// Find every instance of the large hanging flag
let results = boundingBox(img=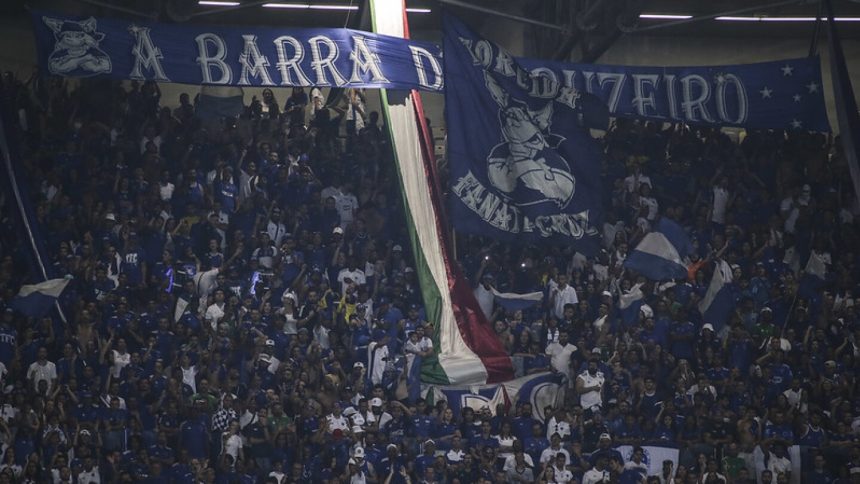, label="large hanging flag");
[624,218,693,281]
[368,0,513,385]
[444,14,608,253]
